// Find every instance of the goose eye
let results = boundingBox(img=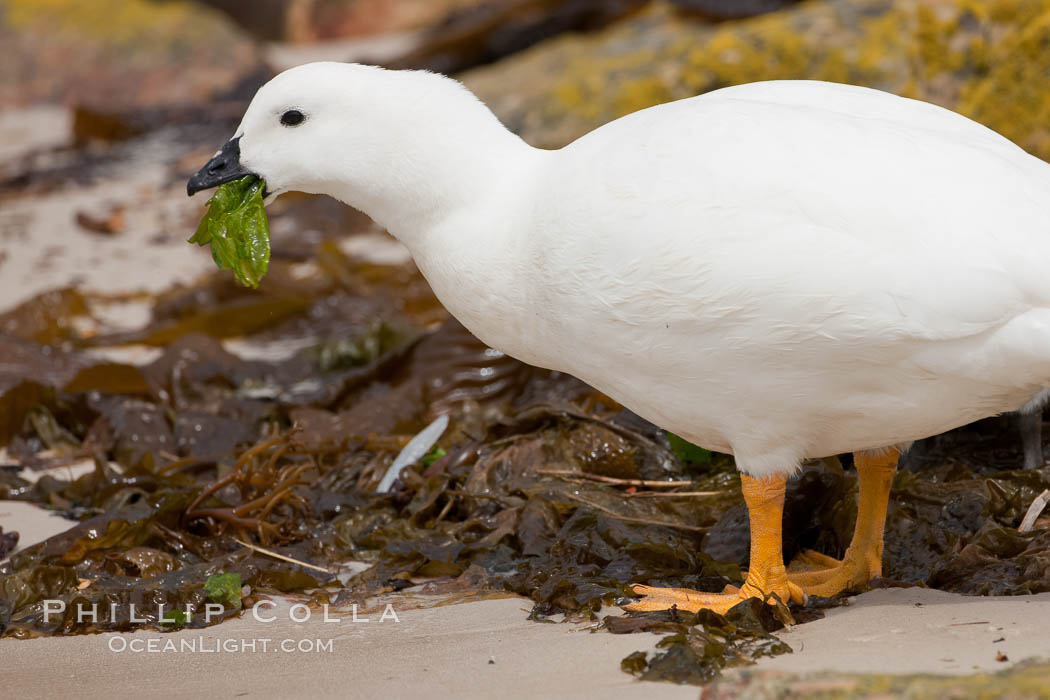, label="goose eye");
[280,110,305,127]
